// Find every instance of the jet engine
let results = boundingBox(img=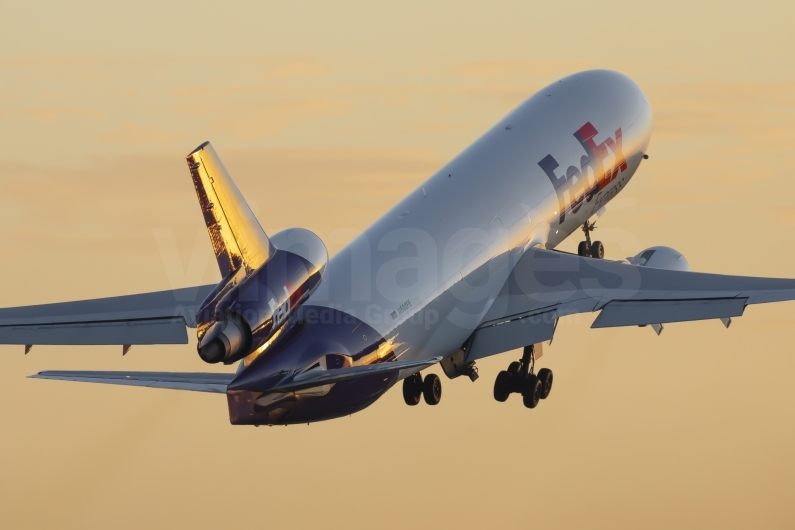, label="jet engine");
[627,246,689,271]
[196,228,328,364]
